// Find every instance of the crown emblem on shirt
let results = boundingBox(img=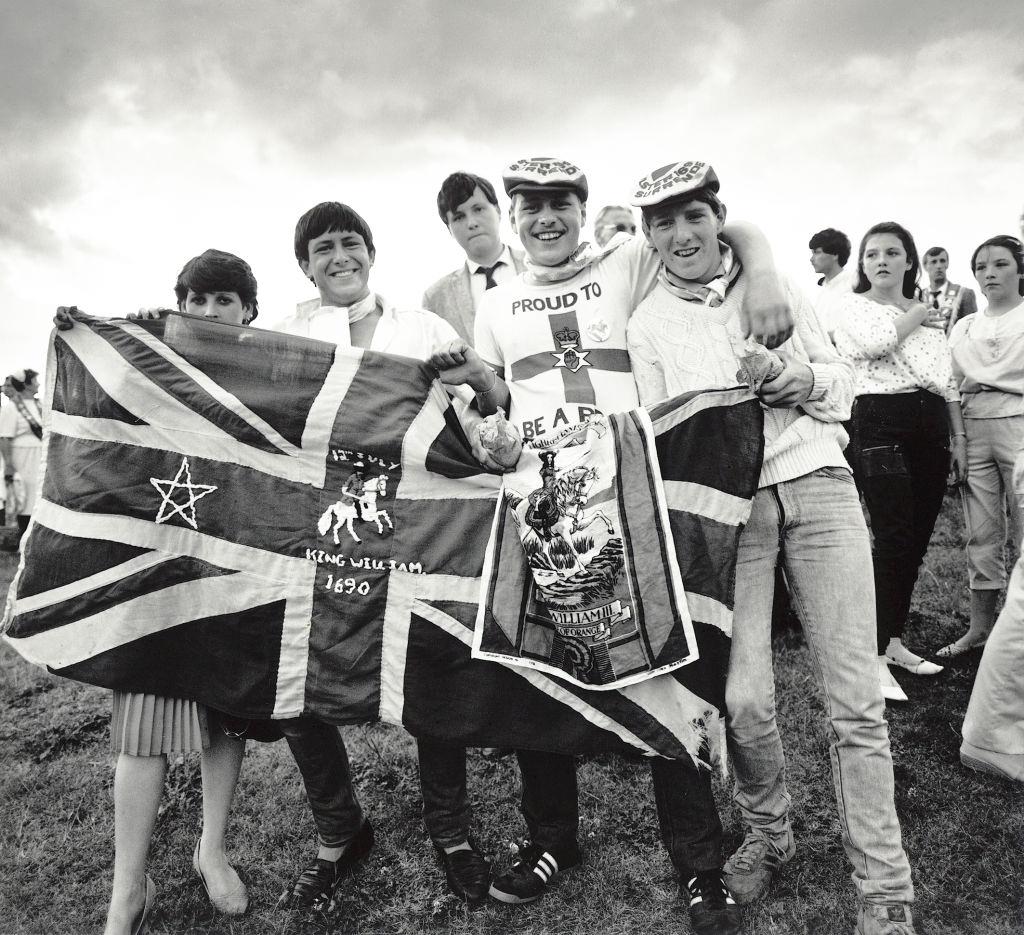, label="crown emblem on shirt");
[554,327,580,348]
